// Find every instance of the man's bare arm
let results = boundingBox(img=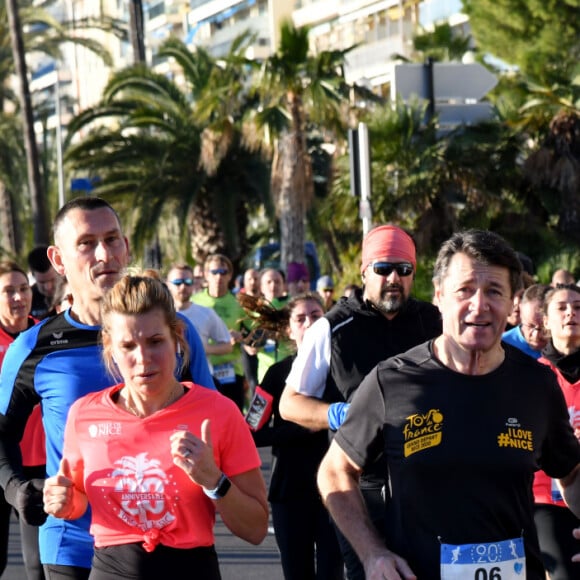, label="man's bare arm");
[317,440,417,580]
[279,384,331,431]
[560,462,580,518]
[204,342,233,356]
[559,463,580,563]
